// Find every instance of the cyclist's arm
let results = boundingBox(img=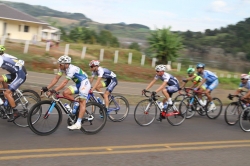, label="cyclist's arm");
[54,79,69,92]
[242,89,250,99]
[196,78,206,89]
[47,74,61,89]
[234,88,242,95]
[155,81,167,93]
[89,76,94,84]
[145,79,157,90]
[92,77,102,91]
